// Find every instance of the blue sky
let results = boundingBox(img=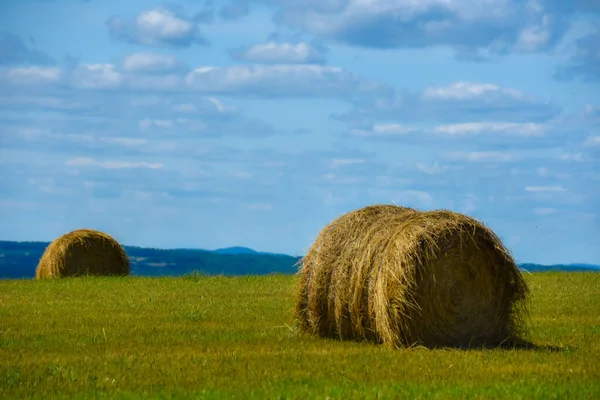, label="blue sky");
[0,0,598,264]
